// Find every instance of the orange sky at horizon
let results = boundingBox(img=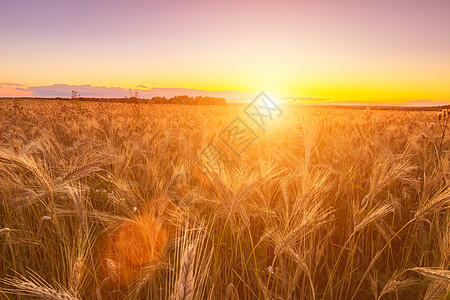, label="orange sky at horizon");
[1,0,450,104]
